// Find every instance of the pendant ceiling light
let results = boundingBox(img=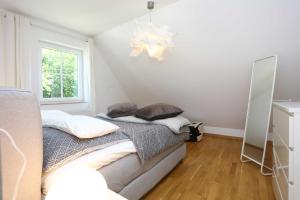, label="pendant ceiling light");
[130,1,174,61]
